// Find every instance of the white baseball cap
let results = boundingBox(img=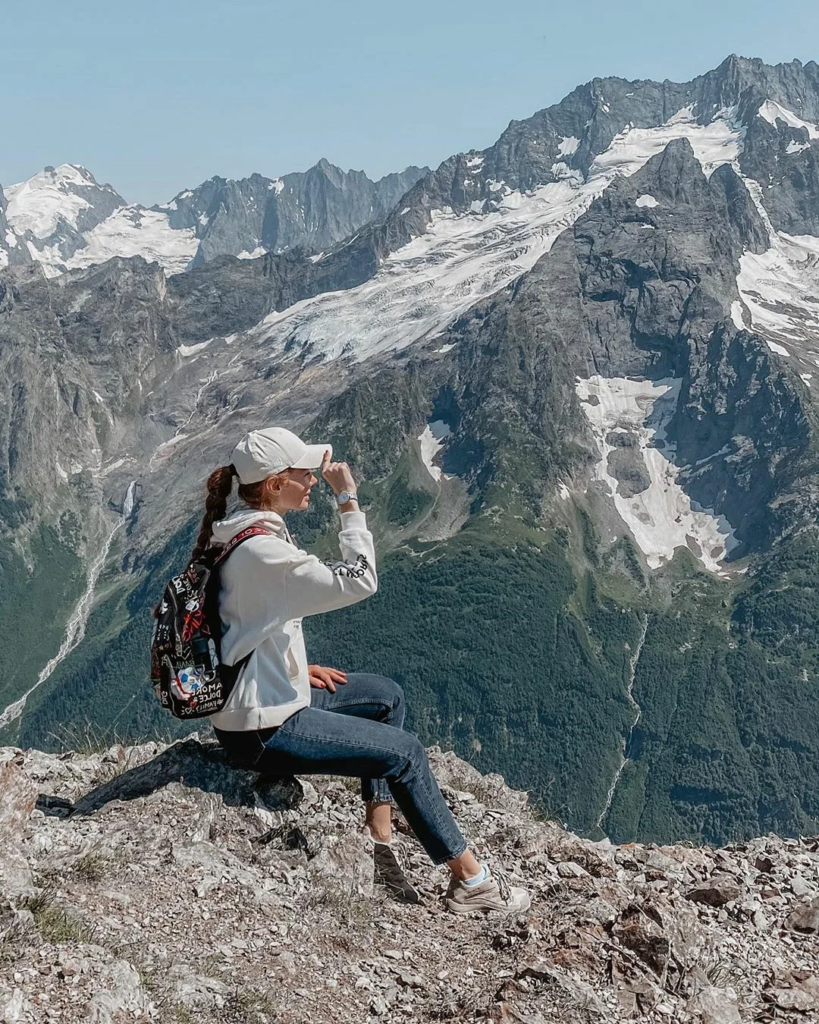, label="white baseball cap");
[230,427,332,485]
